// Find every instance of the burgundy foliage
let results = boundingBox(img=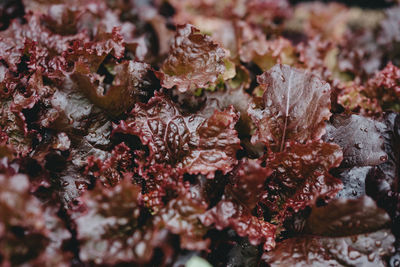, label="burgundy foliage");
[1,0,400,266]
[248,64,331,152]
